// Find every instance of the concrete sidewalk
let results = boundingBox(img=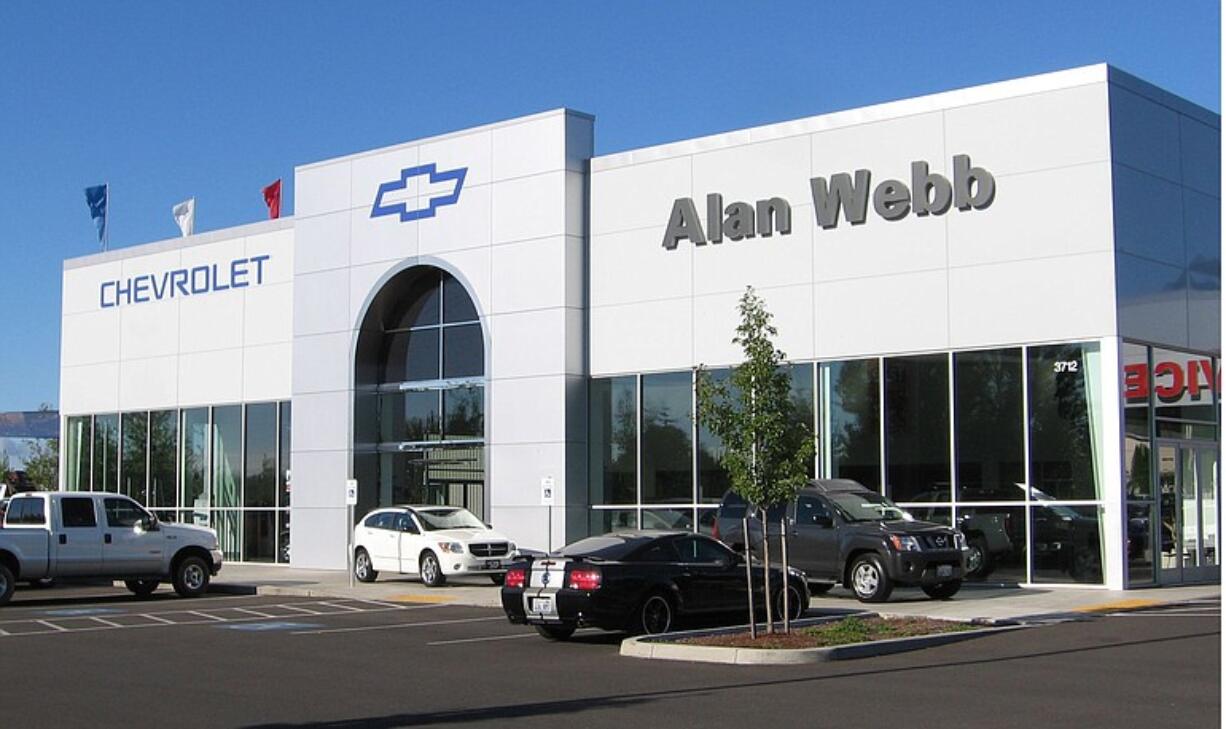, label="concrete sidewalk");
[212,563,1219,620]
